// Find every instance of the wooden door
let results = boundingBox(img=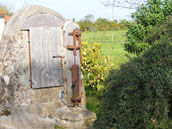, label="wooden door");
[29,27,64,88]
